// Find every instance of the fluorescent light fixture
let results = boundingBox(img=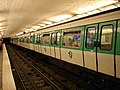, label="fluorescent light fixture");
[32,26,40,29]
[115,2,120,7]
[87,9,101,15]
[16,32,23,36]
[43,21,53,24]
[73,0,118,14]
[102,29,113,33]
[39,24,46,27]
[25,28,34,33]
[32,29,37,31]
[49,14,73,22]
[77,13,88,18]
[99,4,117,11]
[25,30,29,33]
[31,33,34,35]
